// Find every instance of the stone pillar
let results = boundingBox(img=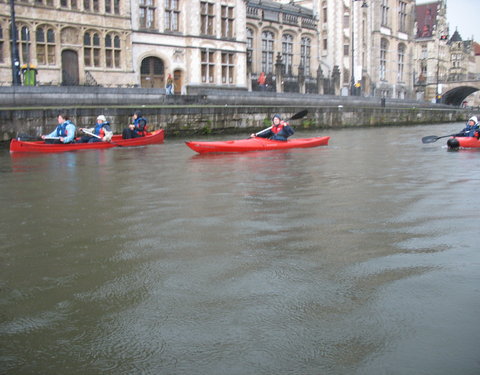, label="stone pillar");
[317,65,324,95]
[298,64,305,94]
[247,50,252,92]
[332,65,341,96]
[275,52,284,93]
